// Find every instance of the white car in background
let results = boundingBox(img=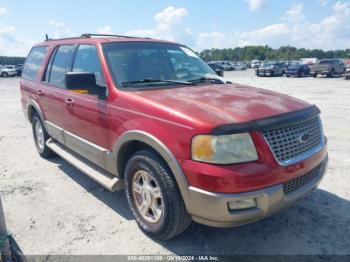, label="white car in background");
[251,60,261,68]
[219,61,234,71]
[0,65,17,77]
[231,62,246,70]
